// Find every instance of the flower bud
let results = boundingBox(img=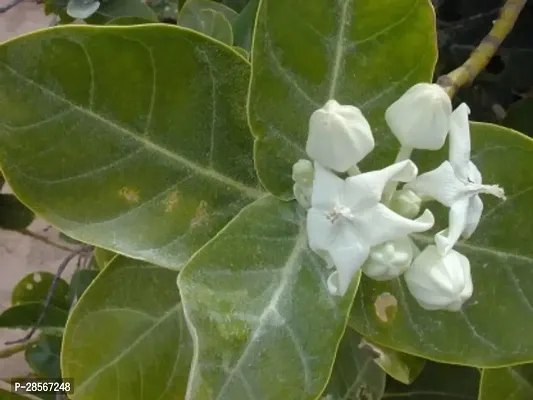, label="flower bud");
[306,100,374,172]
[389,189,422,219]
[385,83,452,150]
[292,159,314,208]
[363,237,417,281]
[404,245,473,311]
